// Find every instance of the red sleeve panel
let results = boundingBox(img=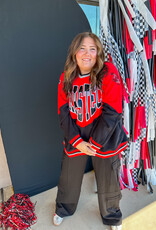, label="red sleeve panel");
[102,62,122,114]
